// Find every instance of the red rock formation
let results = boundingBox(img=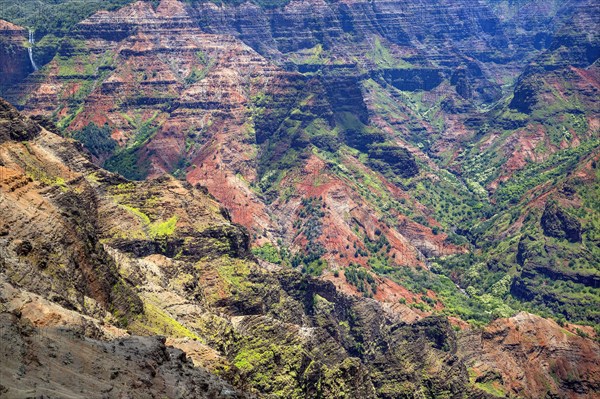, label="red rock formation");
[460,312,600,399]
[12,0,468,292]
